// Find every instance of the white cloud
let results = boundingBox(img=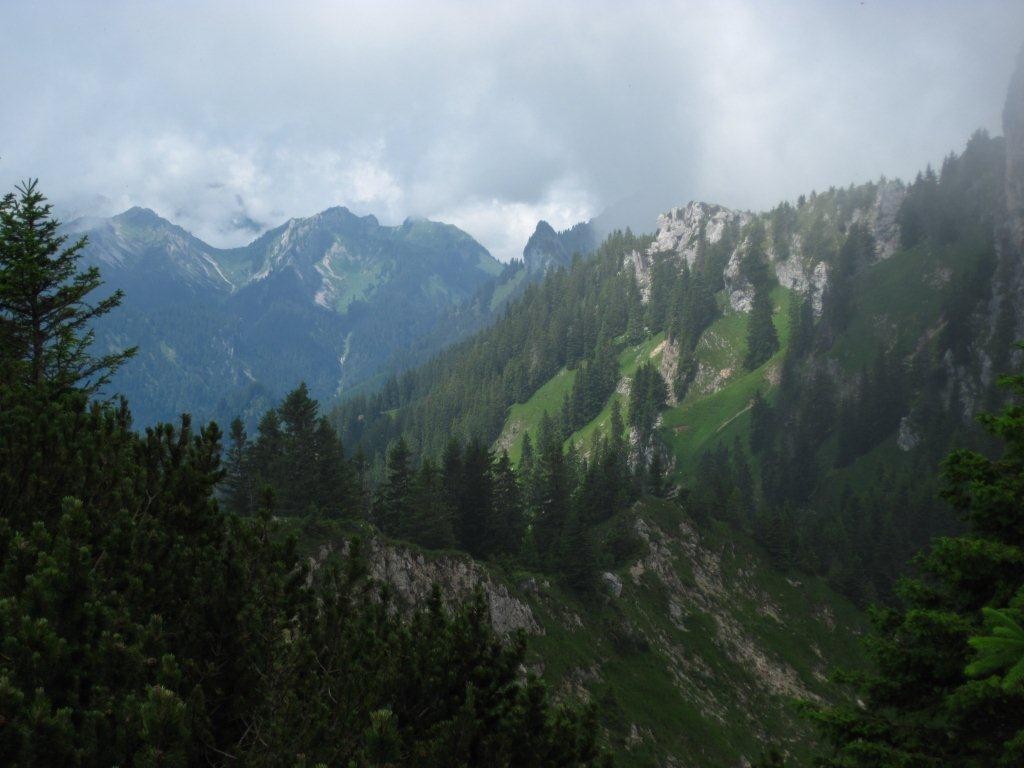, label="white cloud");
[1,1,1021,260]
